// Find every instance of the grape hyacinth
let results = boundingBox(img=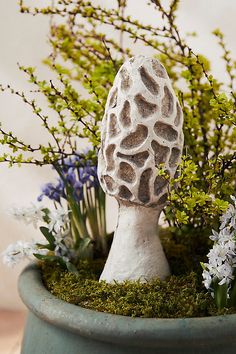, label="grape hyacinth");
[38,154,99,204]
[1,151,108,272]
[202,196,236,308]
[37,152,107,258]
